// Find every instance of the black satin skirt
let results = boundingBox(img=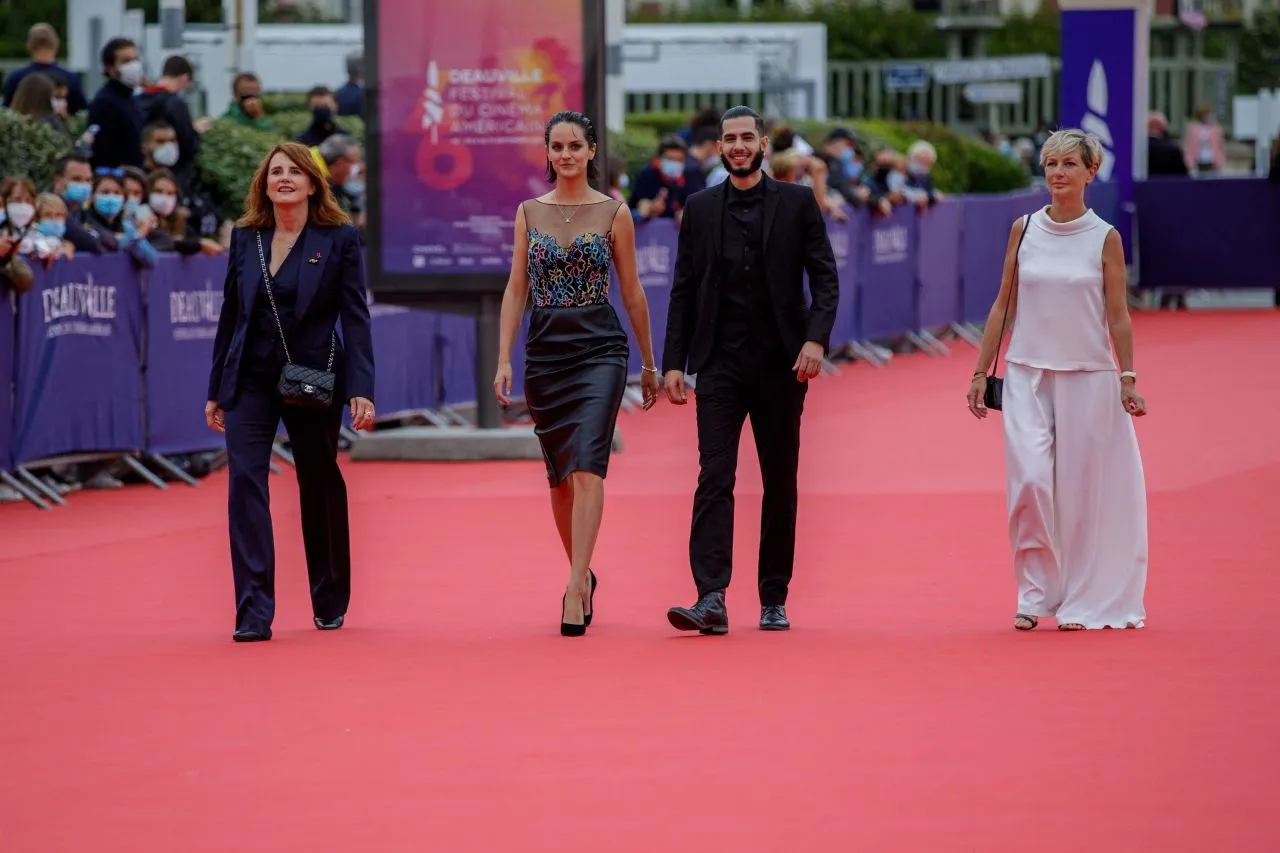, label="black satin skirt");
[524,303,630,487]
